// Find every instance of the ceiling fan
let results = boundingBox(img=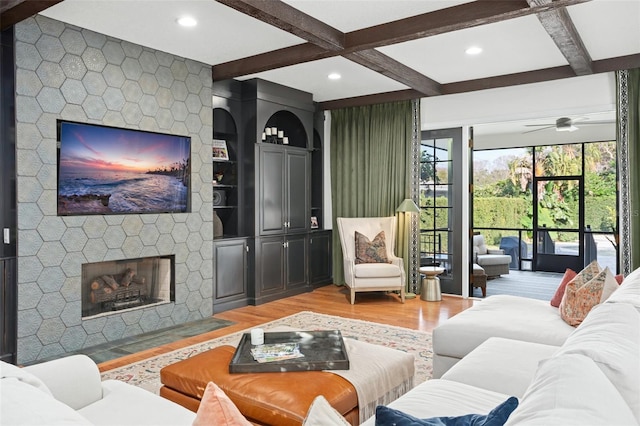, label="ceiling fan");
[523,117,614,134]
